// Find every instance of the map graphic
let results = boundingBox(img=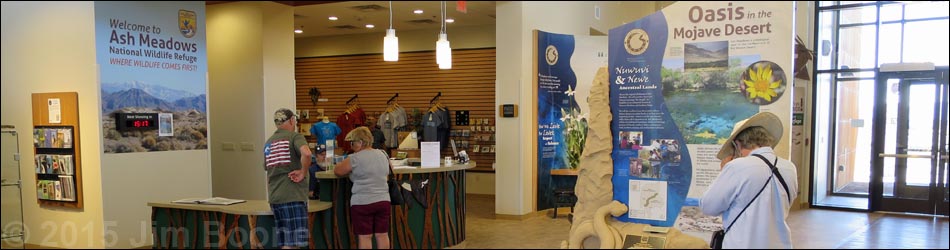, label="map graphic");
[628,180,667,220]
